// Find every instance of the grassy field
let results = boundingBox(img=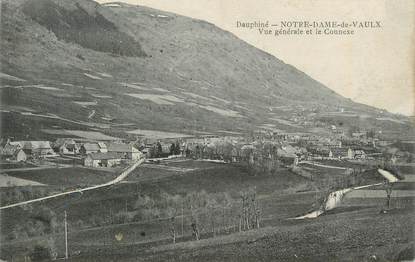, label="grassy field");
[396,165,415,174]
[1,160,412,261]
[0,161,37,170]
[0,190,319,261]
[0,174,45,187]
[142,207,413,262]
[5,167,119,187]
[0,161,316,259]
[368,182,415,191]
[50,206,415,261]
[297,163,383,191]
[312,159,370,169]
